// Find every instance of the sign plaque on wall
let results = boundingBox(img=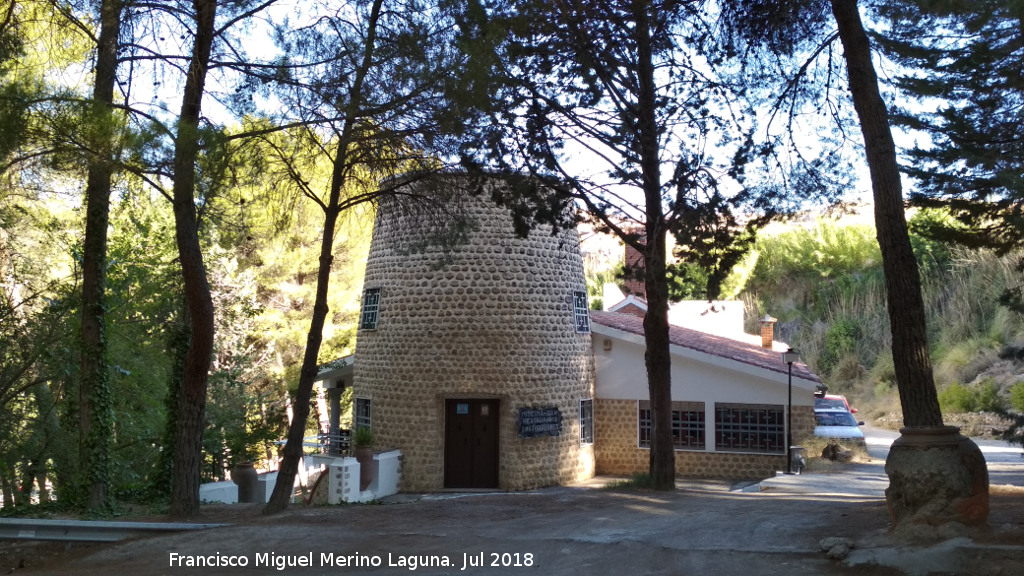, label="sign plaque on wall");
[518,407,562,438]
